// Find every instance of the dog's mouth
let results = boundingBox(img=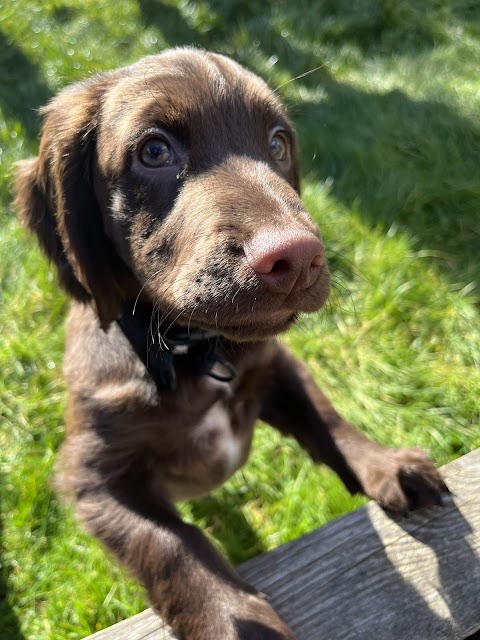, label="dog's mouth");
[219,309,298,340]
[153,263,331,342]
[176,307,298,342]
